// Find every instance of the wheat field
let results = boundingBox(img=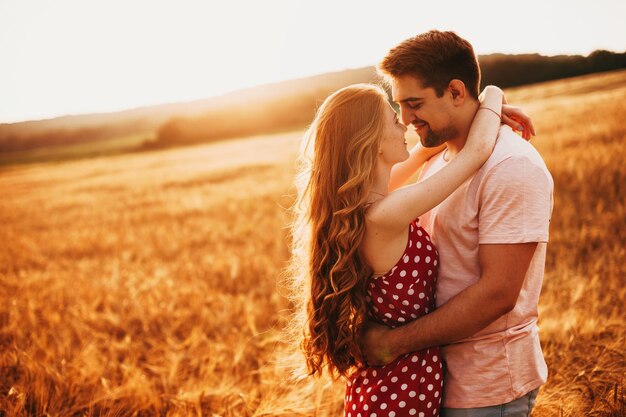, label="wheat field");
[1,70,625,416]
